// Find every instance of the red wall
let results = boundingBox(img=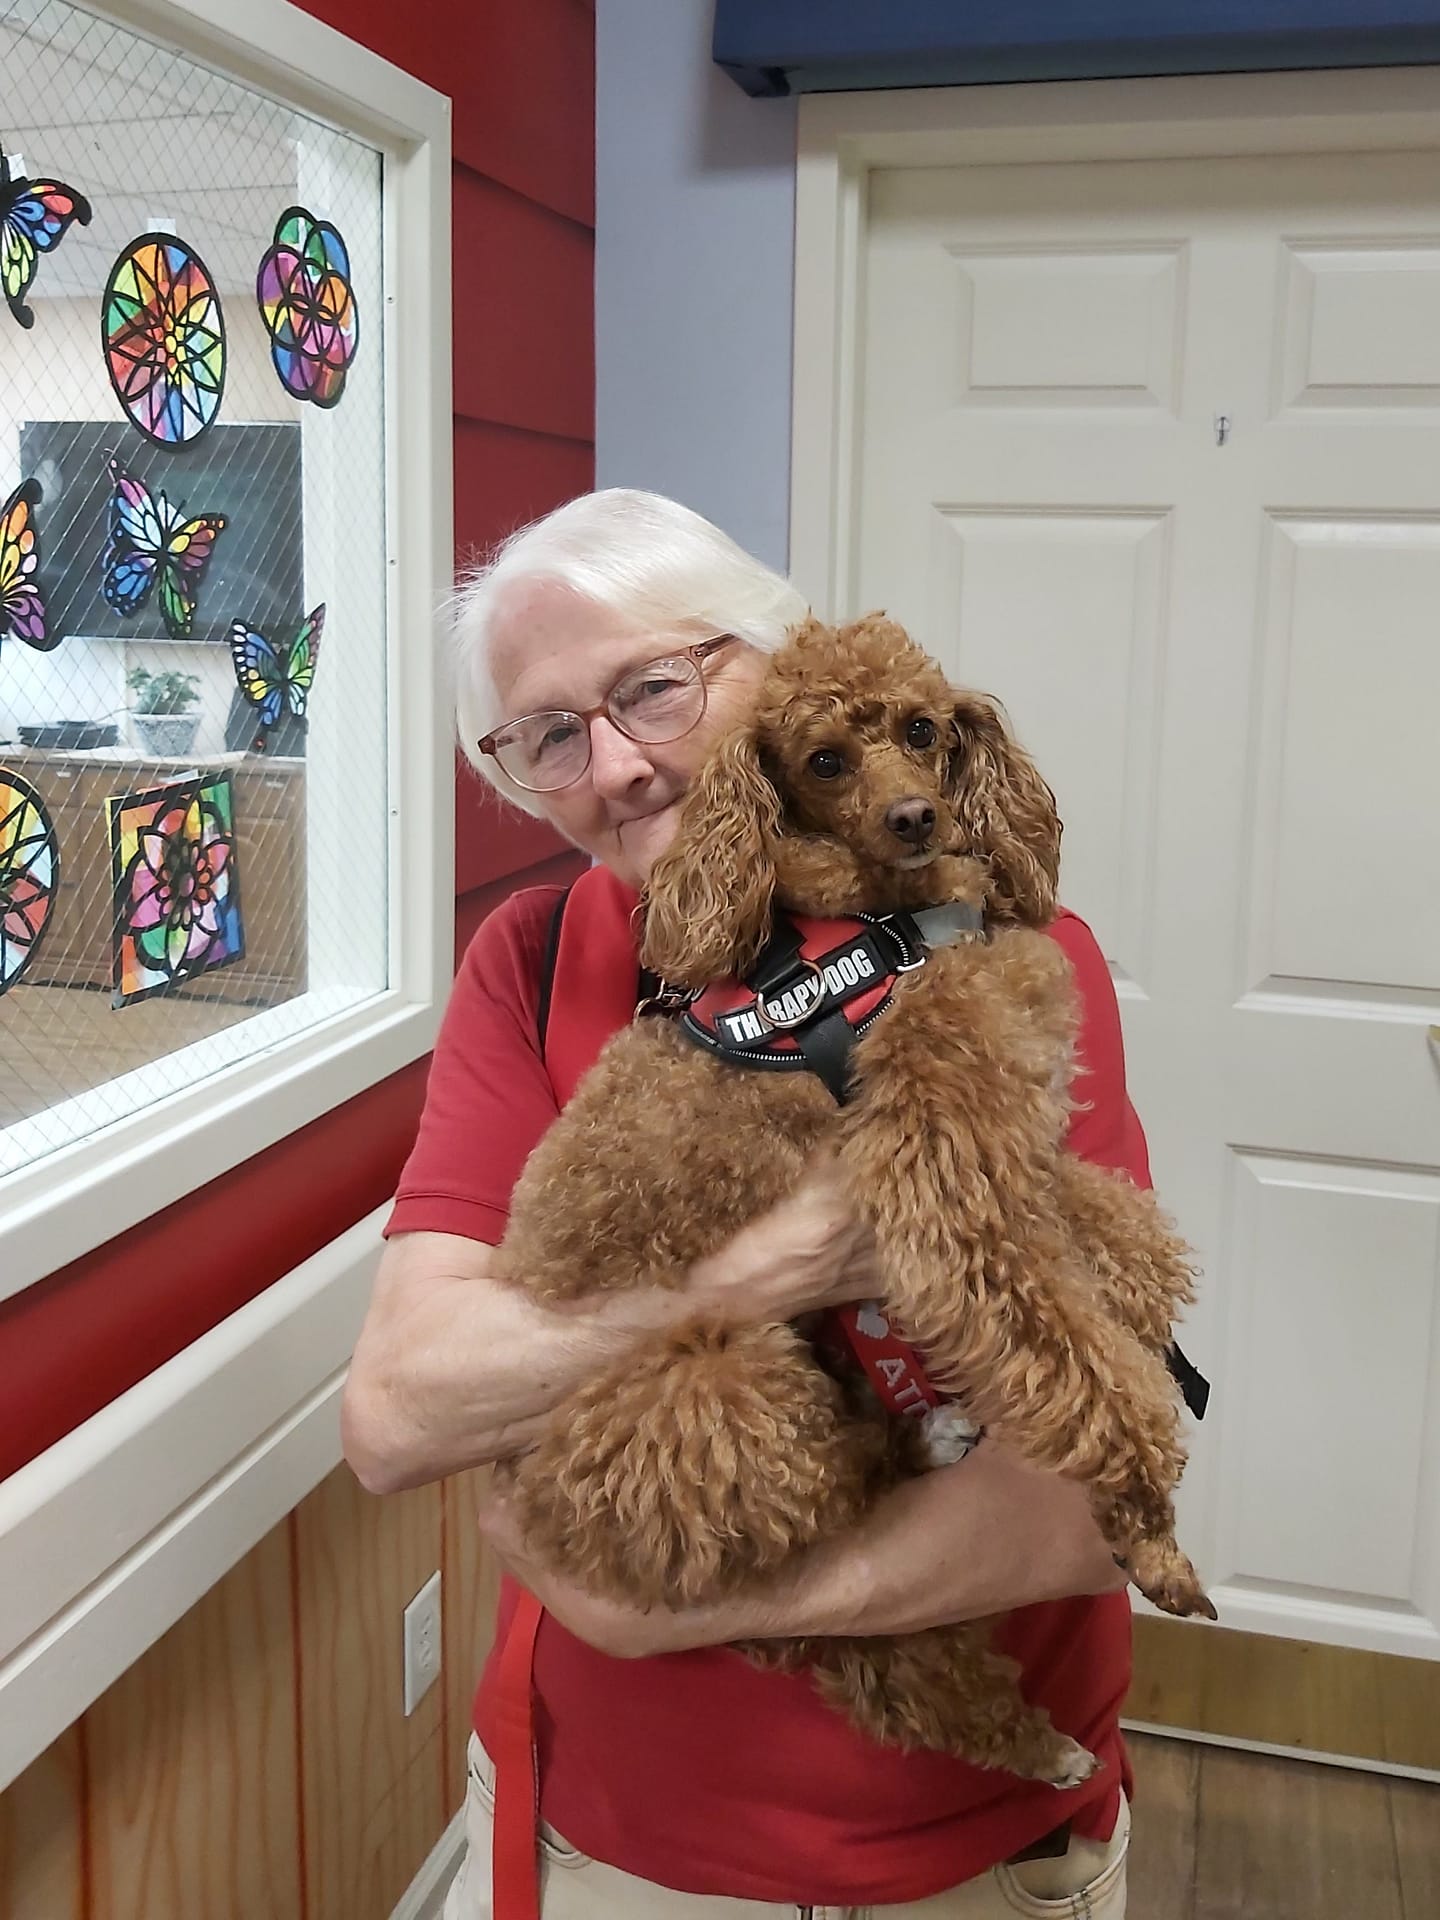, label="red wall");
[0,0,594,1481]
